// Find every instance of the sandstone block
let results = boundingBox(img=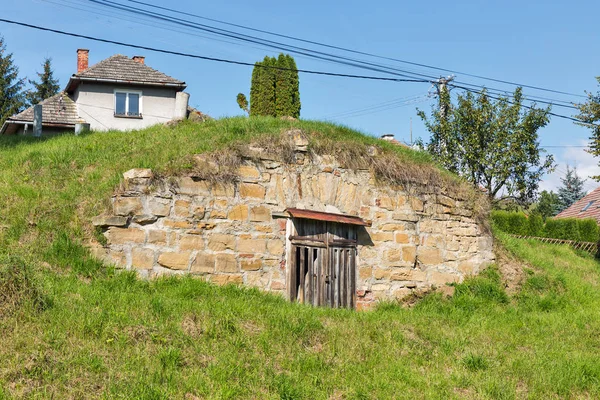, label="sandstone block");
[131,248,154,269]
[423,235,444,249]
[393,288,412,300]
[270,281,285,290]
[212,183,235,197]
[147,230,167,245]
[256,225,274,233]
[390,268,426,281]
[402,246,417,263]
[179,235,205,251]
[163,219,193,229]
[208,234,235,251]
[106,227,145,244]
[237,165,261,181]
[123,168,153,180]
[158,252,191,270]
[384,249,401,263]
[458,260,475,274]
[238,239,266,253]
[395,233,411,244]
[228,204,249,221]
[373,268,391,280]
[107,249,126,266]
[210,209,227,219]
[211,274,243,285]
[377,195,396,210]
[216,253,238,273]
[192,206,206,220]
[241,259,262,271]
[250,206,271,222]
[132,214,158,225]
[240,183,266,199]
[175,177,211,195]
[92,215,128,227]
[371,232,394,242]
[358,267,372,280]
[148,197,171,216]
[113,197,143,216]
[410,197,424,212]
[430,271,460,286]
[418,247,443,265]
[173,200,191,217]
[191,253,215,274]
[391,212,419,222]
[267,239,284,256]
